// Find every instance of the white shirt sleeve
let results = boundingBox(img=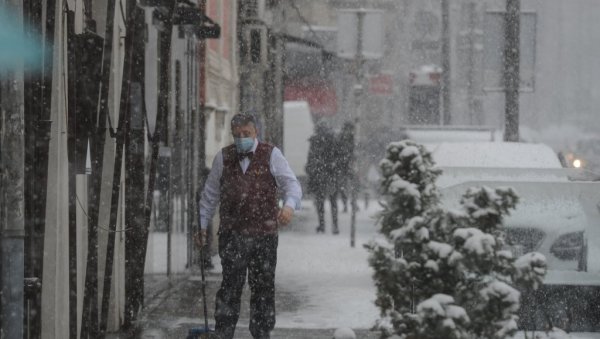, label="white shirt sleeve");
[270,147,303,210]
[198,151,223,230]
